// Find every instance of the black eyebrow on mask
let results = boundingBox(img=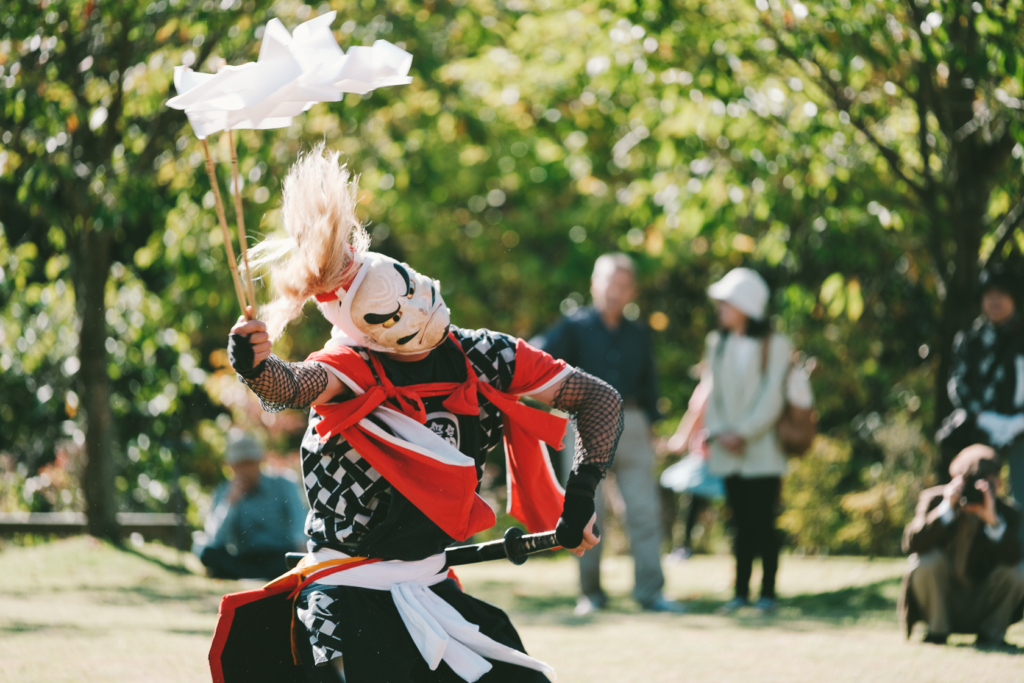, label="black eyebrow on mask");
[393,263,413,297]
[396,331,419,345]
[363,303,401,325]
